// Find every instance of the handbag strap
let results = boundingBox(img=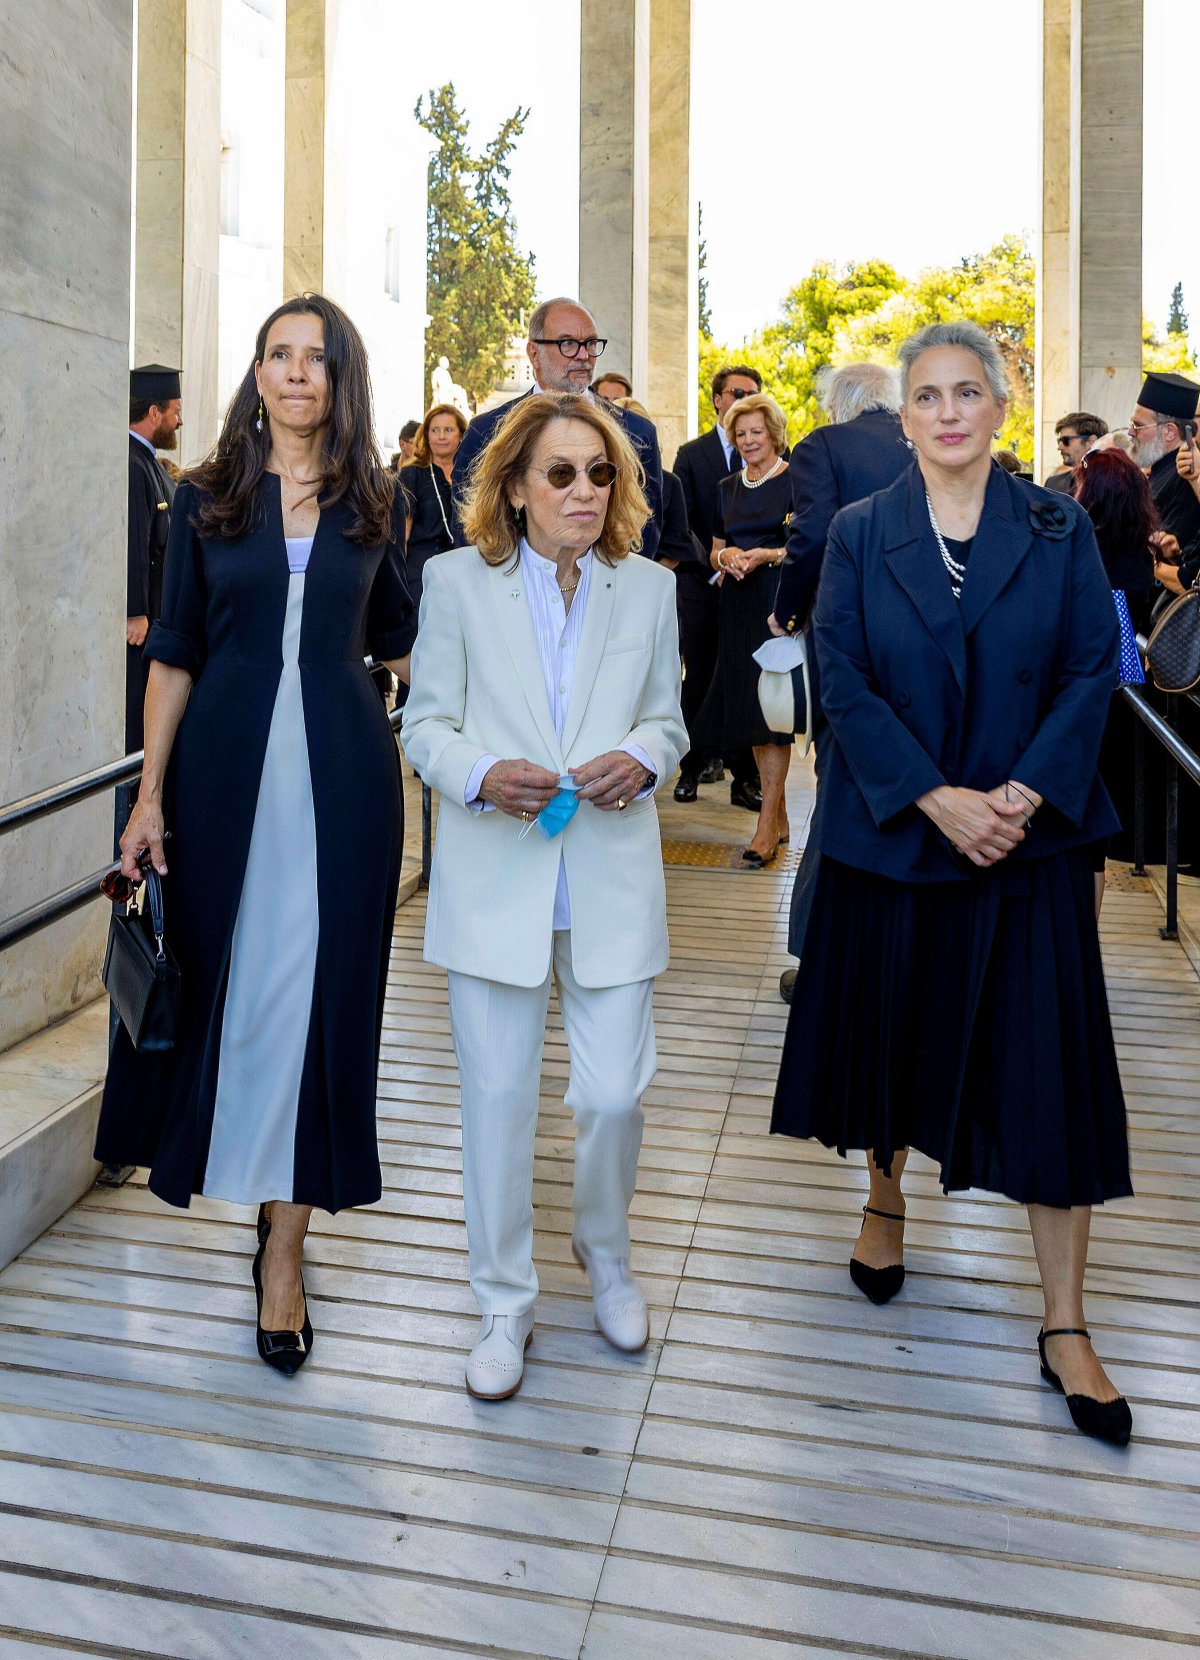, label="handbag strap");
[142,866,167,963]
